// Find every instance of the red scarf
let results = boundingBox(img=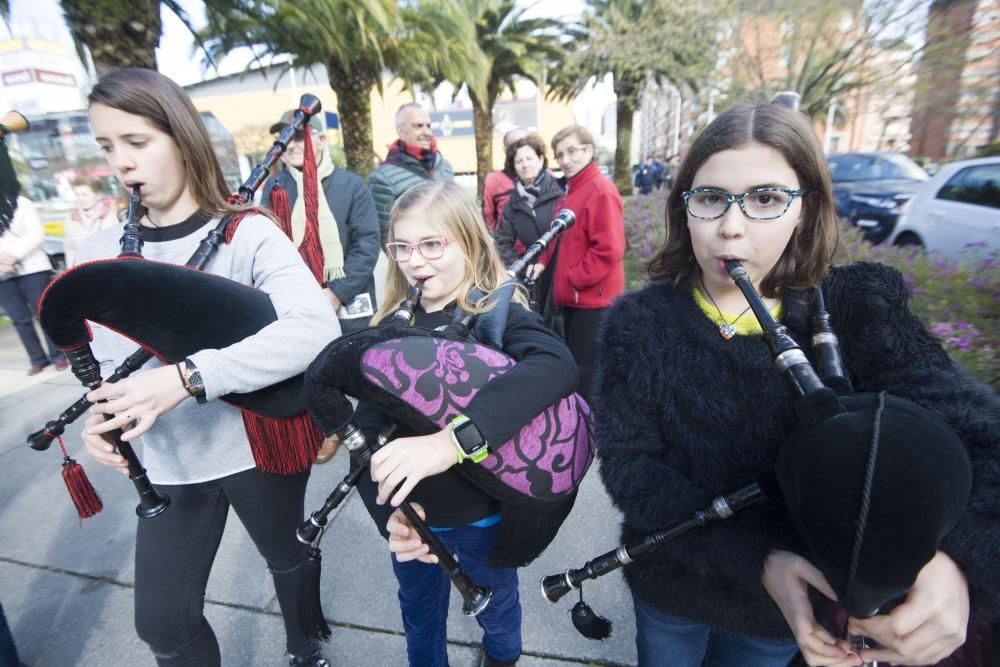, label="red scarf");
[385,136,439,175]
